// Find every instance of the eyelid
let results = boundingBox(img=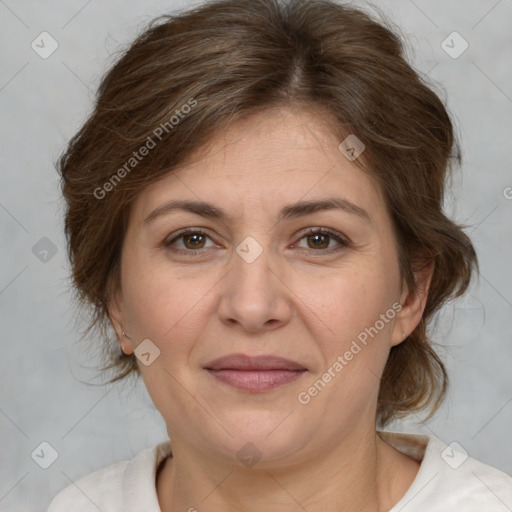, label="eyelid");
[164,226,350,255]
[163,227,215,248]
[292,227,350,254]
